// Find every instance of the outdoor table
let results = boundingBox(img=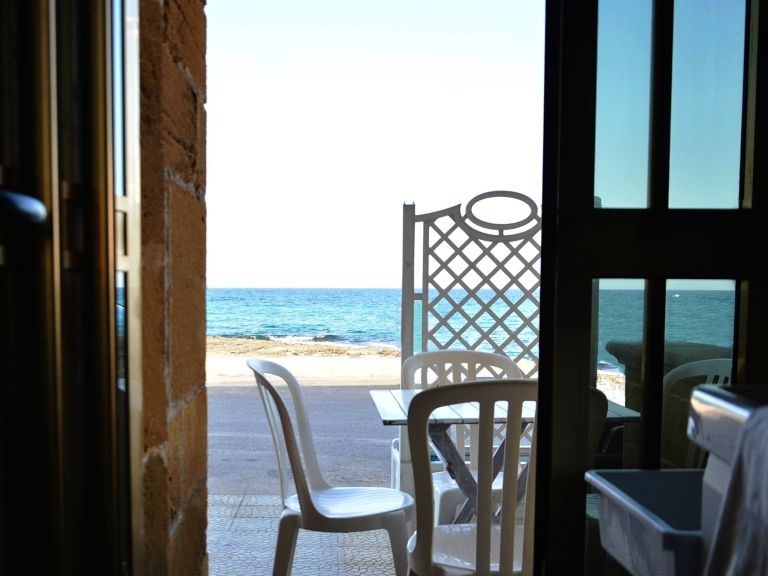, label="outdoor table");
[370,388,640,524]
